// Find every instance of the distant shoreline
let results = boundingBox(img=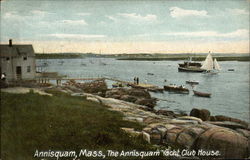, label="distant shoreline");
[35,53,250,61]
[117,56,250,61]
